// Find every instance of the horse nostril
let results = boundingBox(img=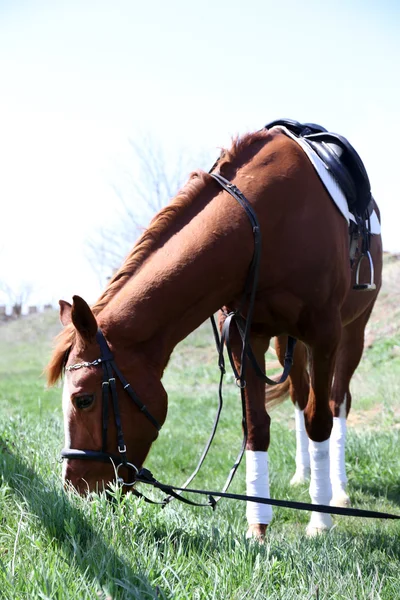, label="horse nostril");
[63,461,89,494]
